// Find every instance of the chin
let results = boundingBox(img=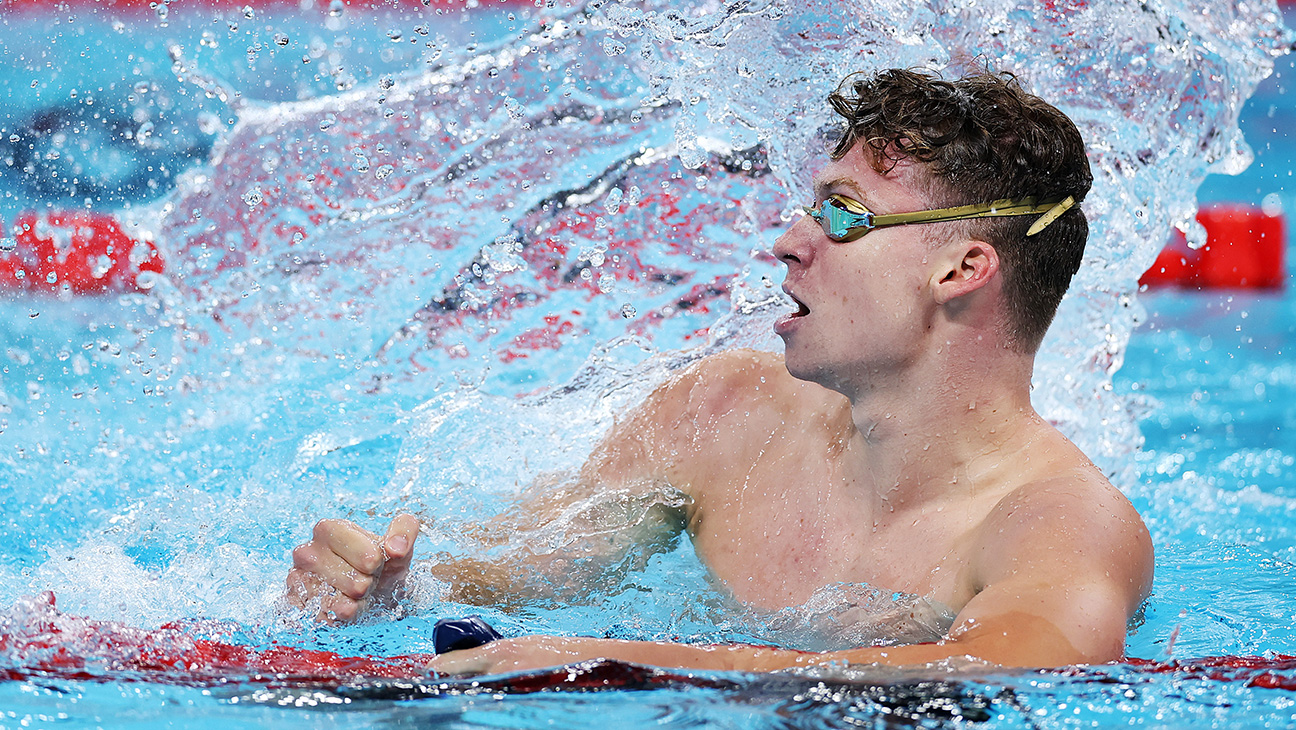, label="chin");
[779,342,824,385]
